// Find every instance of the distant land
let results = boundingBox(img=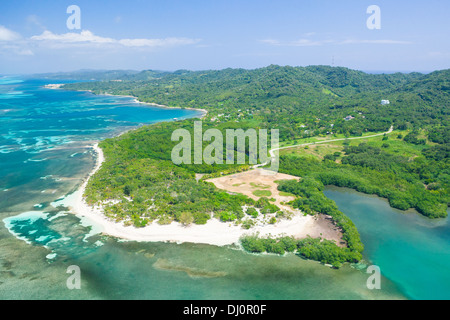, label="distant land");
[0,65,439,79]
